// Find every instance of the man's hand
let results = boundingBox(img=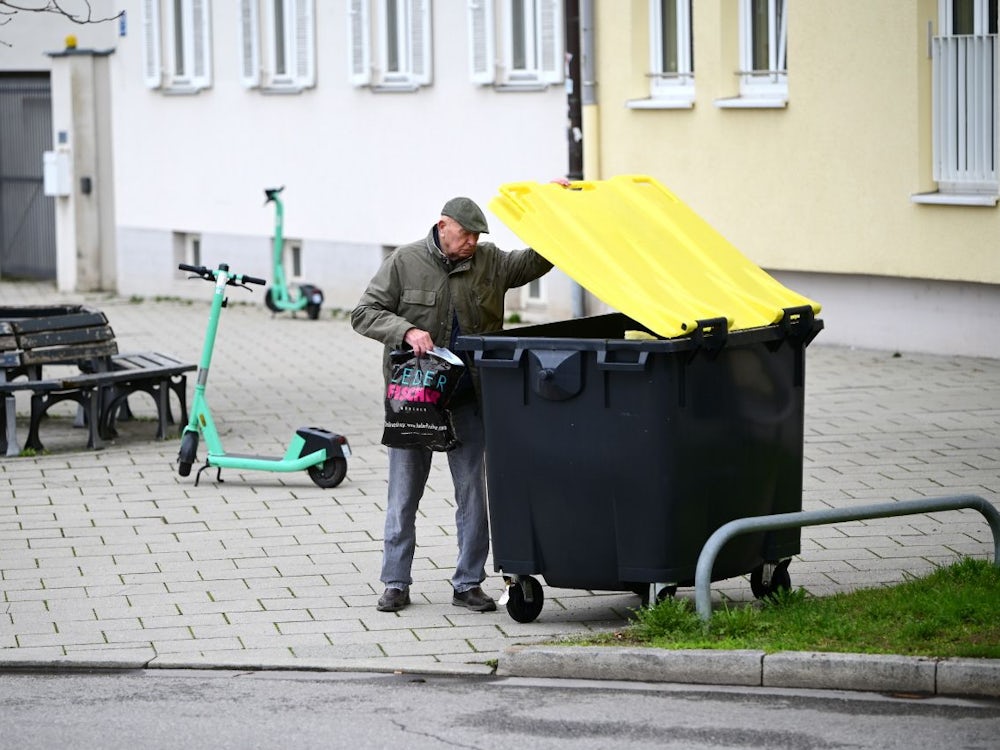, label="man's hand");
[404,327,434,357]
